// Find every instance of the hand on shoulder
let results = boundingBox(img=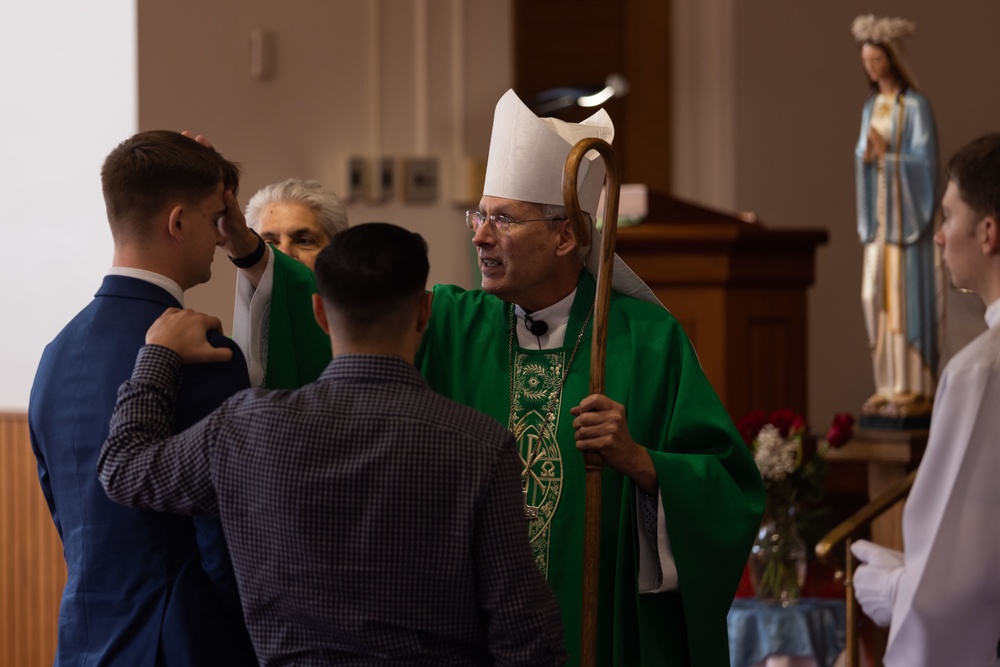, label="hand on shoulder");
[146,307,233,364]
